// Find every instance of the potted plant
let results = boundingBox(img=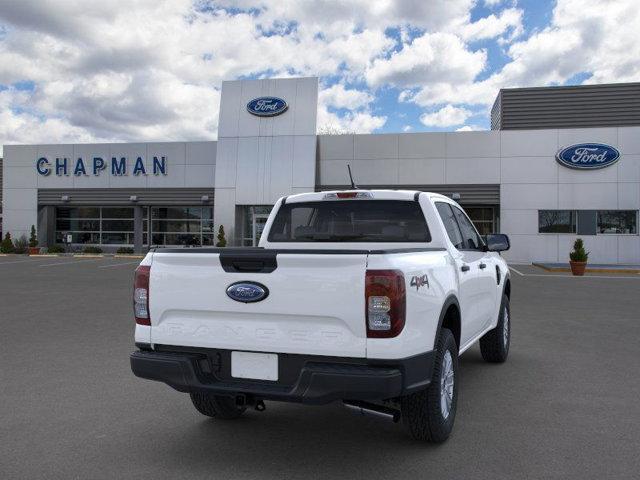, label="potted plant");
[569,238,589,276]
[1,232,15,254]
[28,225,40,255]
[14,235,29,254]
[216,225,227,247]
